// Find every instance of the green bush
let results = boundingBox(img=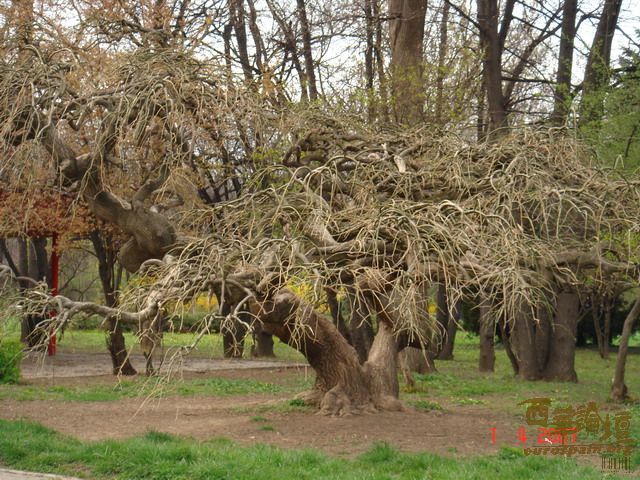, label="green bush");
[0,340,22,384]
